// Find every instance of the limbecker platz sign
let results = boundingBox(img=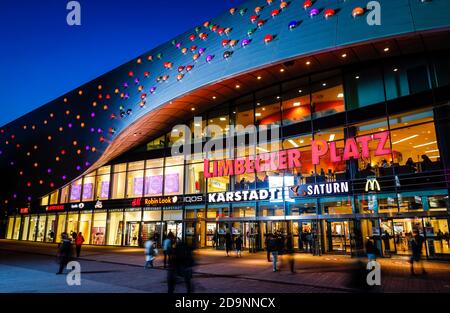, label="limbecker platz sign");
[204,131,391,178]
